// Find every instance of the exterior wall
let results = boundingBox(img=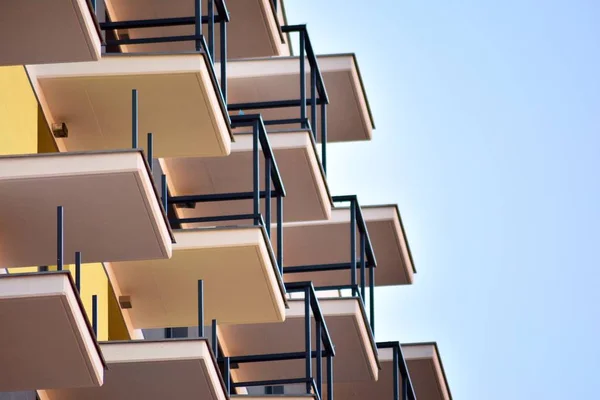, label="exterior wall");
[0,67,37,155]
